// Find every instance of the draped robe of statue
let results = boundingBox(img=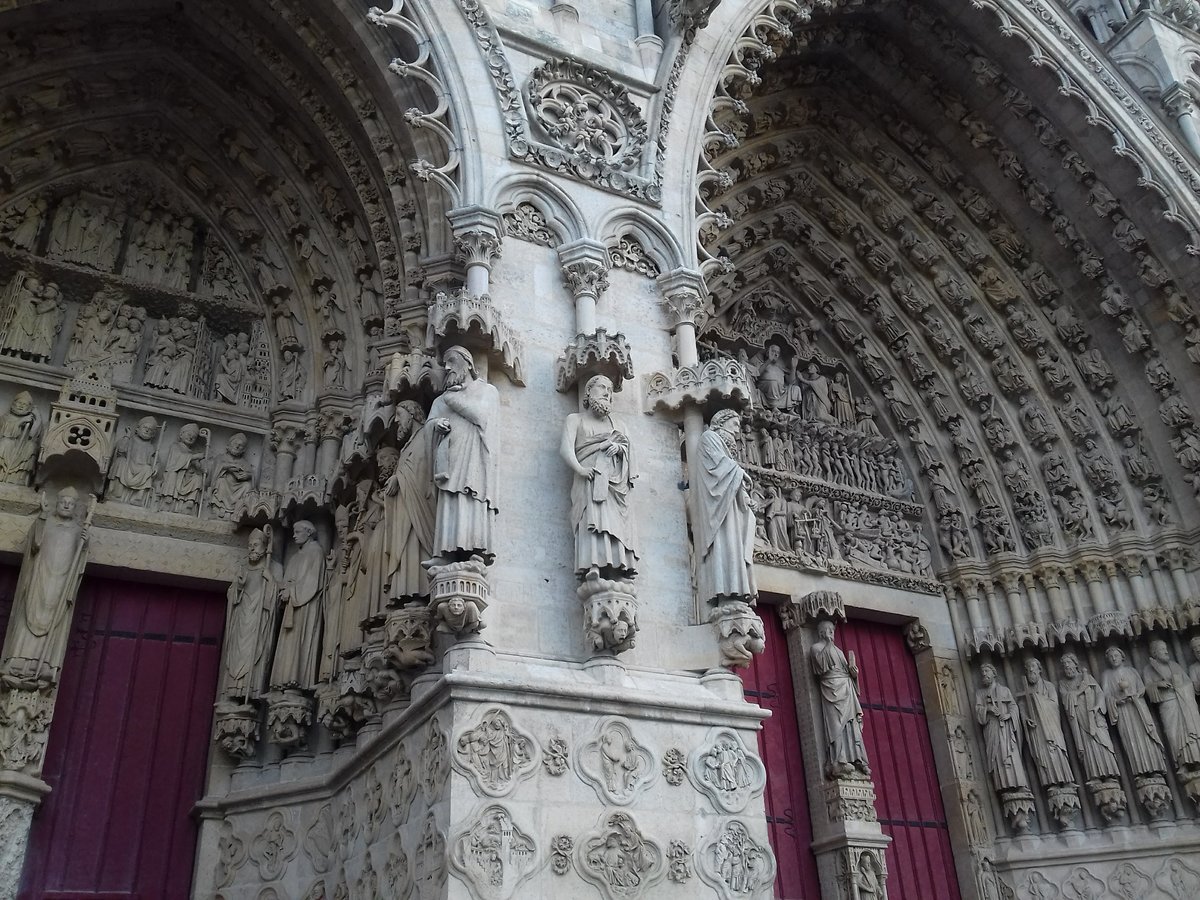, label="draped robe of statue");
[158,433,205,511]
[345,486,385,649]
[269,529,326,690]
[565,408,638,577]
[756,356,791,411]
[1059,667,1122,781]
[975,677,1029,792]
[1017,675,1076,785]
[0,398,41,484]
[223,539,280,701]
[209,442,253,518]
[384,420,435,607]
[2,498,88,686]
[695,423,756,603]
[1102,659,1167,776]
[428,371,499,562]
[108,424,158,503]
[810,628,869,775]
[1144,655,1200,770]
